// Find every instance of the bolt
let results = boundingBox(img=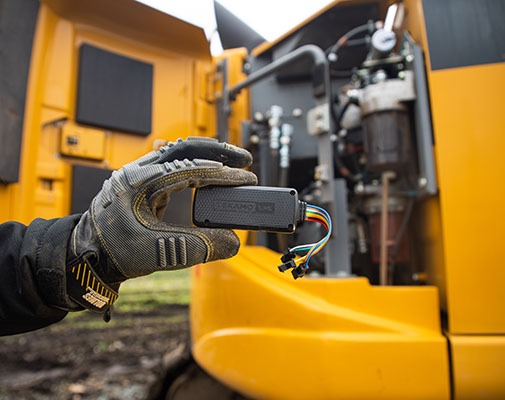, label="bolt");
[254,112,264,121]
[355,182,365,194]
[374,70,387,83]
[347,89,360,100]
[418,177,428,188]
[292,108,303,117]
